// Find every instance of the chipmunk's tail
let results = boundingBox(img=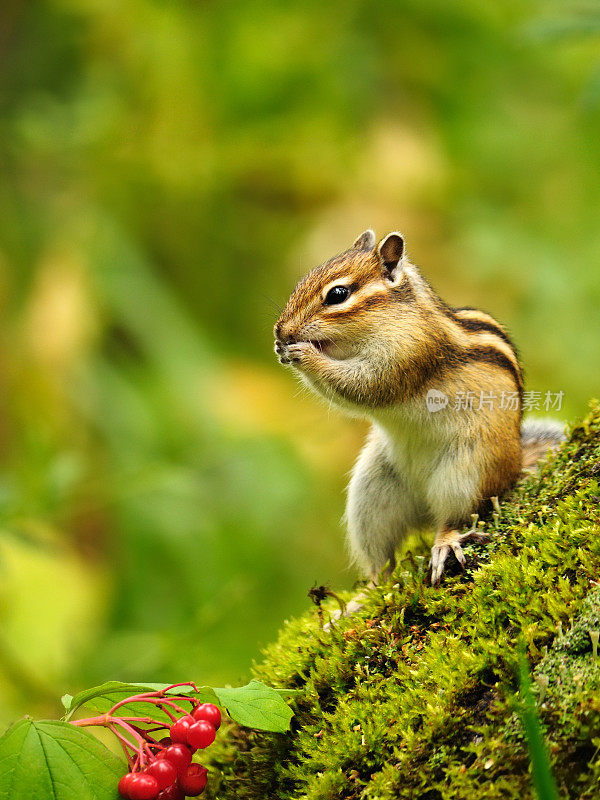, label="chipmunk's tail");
[521,418,566,472]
